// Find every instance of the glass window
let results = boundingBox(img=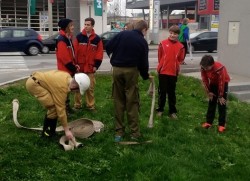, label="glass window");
[13,30,26,37]
[198,32,210,39]
[0,30,11,38]
[210,32,218,38]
